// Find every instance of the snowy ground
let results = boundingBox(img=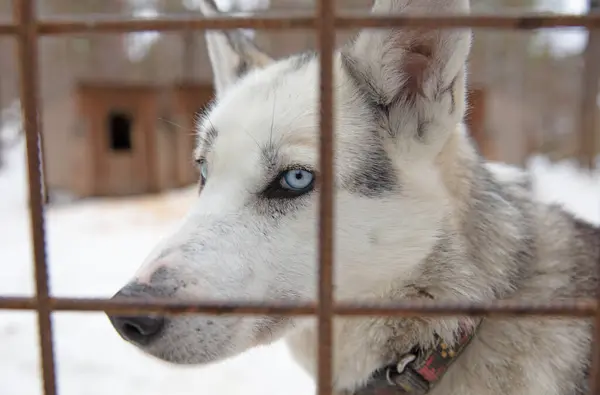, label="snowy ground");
[0,136,599,395]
